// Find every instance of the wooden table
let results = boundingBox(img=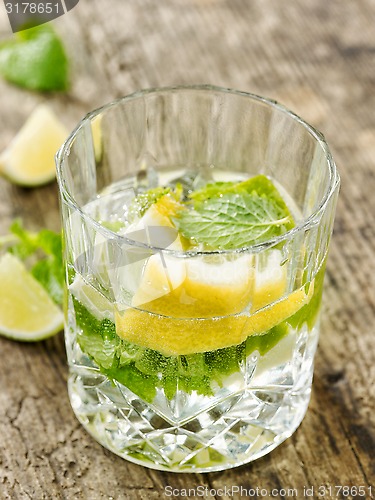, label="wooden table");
[0,1,374,498]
